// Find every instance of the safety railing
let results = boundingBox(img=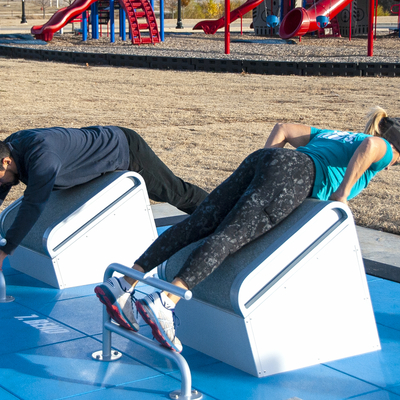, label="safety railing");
[92,263,203,400]
[0,270,14,303]
[0,236,14,303]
